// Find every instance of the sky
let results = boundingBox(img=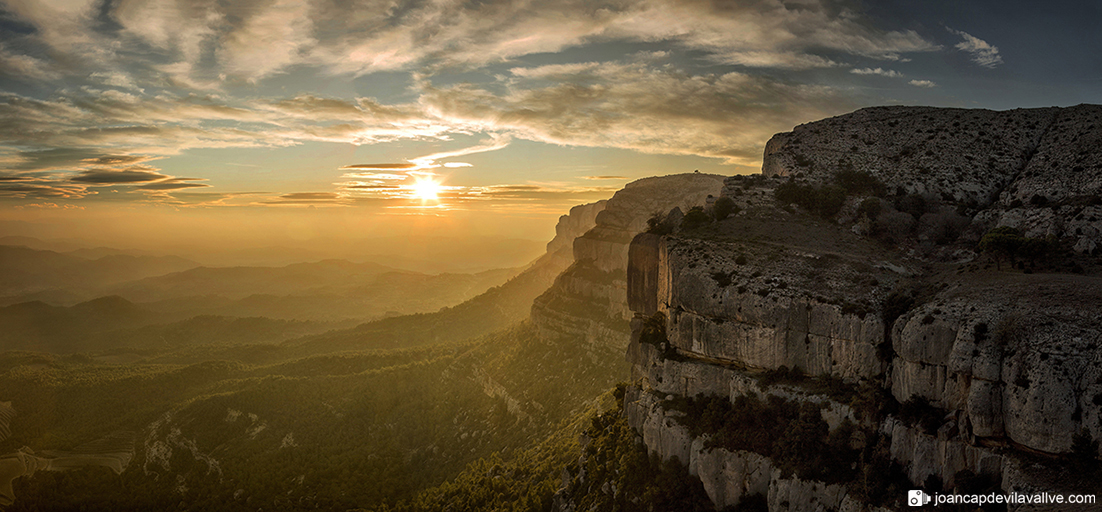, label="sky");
[0,0,1099,258]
